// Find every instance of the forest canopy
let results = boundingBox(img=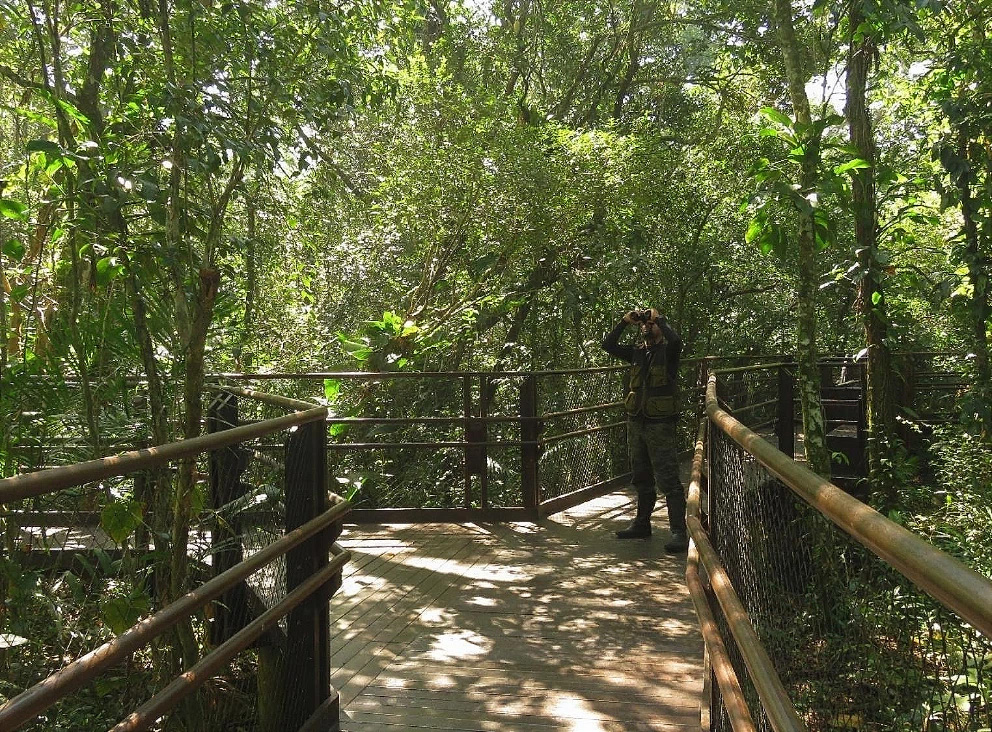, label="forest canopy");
[0,0,990,448]
[3,2,992,727]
